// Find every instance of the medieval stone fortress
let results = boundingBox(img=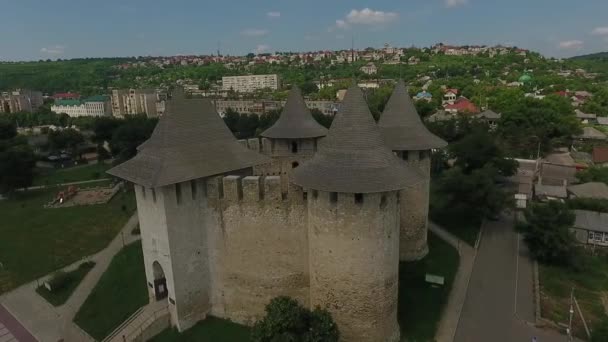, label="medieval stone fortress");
[109,80,446,341]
